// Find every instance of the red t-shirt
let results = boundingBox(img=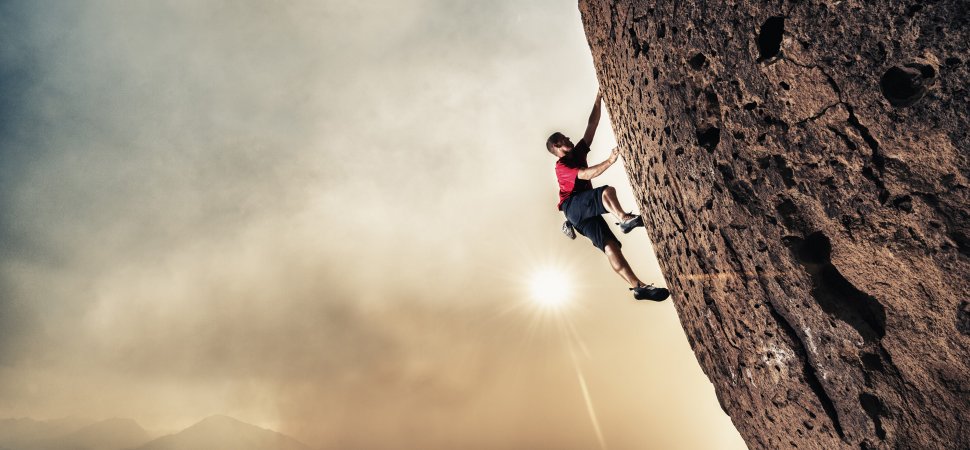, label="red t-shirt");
[555,139,594,210]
